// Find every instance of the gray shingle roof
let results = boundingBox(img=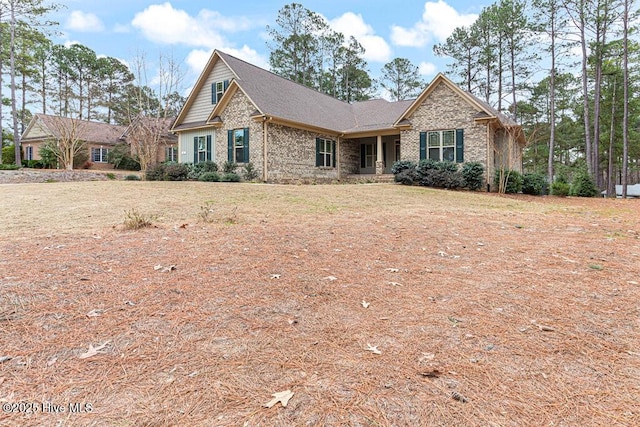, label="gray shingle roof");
[218,51,357,132]
[24,114,126,145]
